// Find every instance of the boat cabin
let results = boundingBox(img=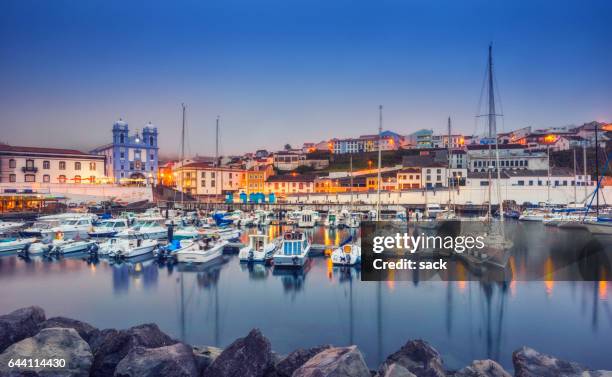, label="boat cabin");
[281,231,308,255]
[248,234,270,251]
